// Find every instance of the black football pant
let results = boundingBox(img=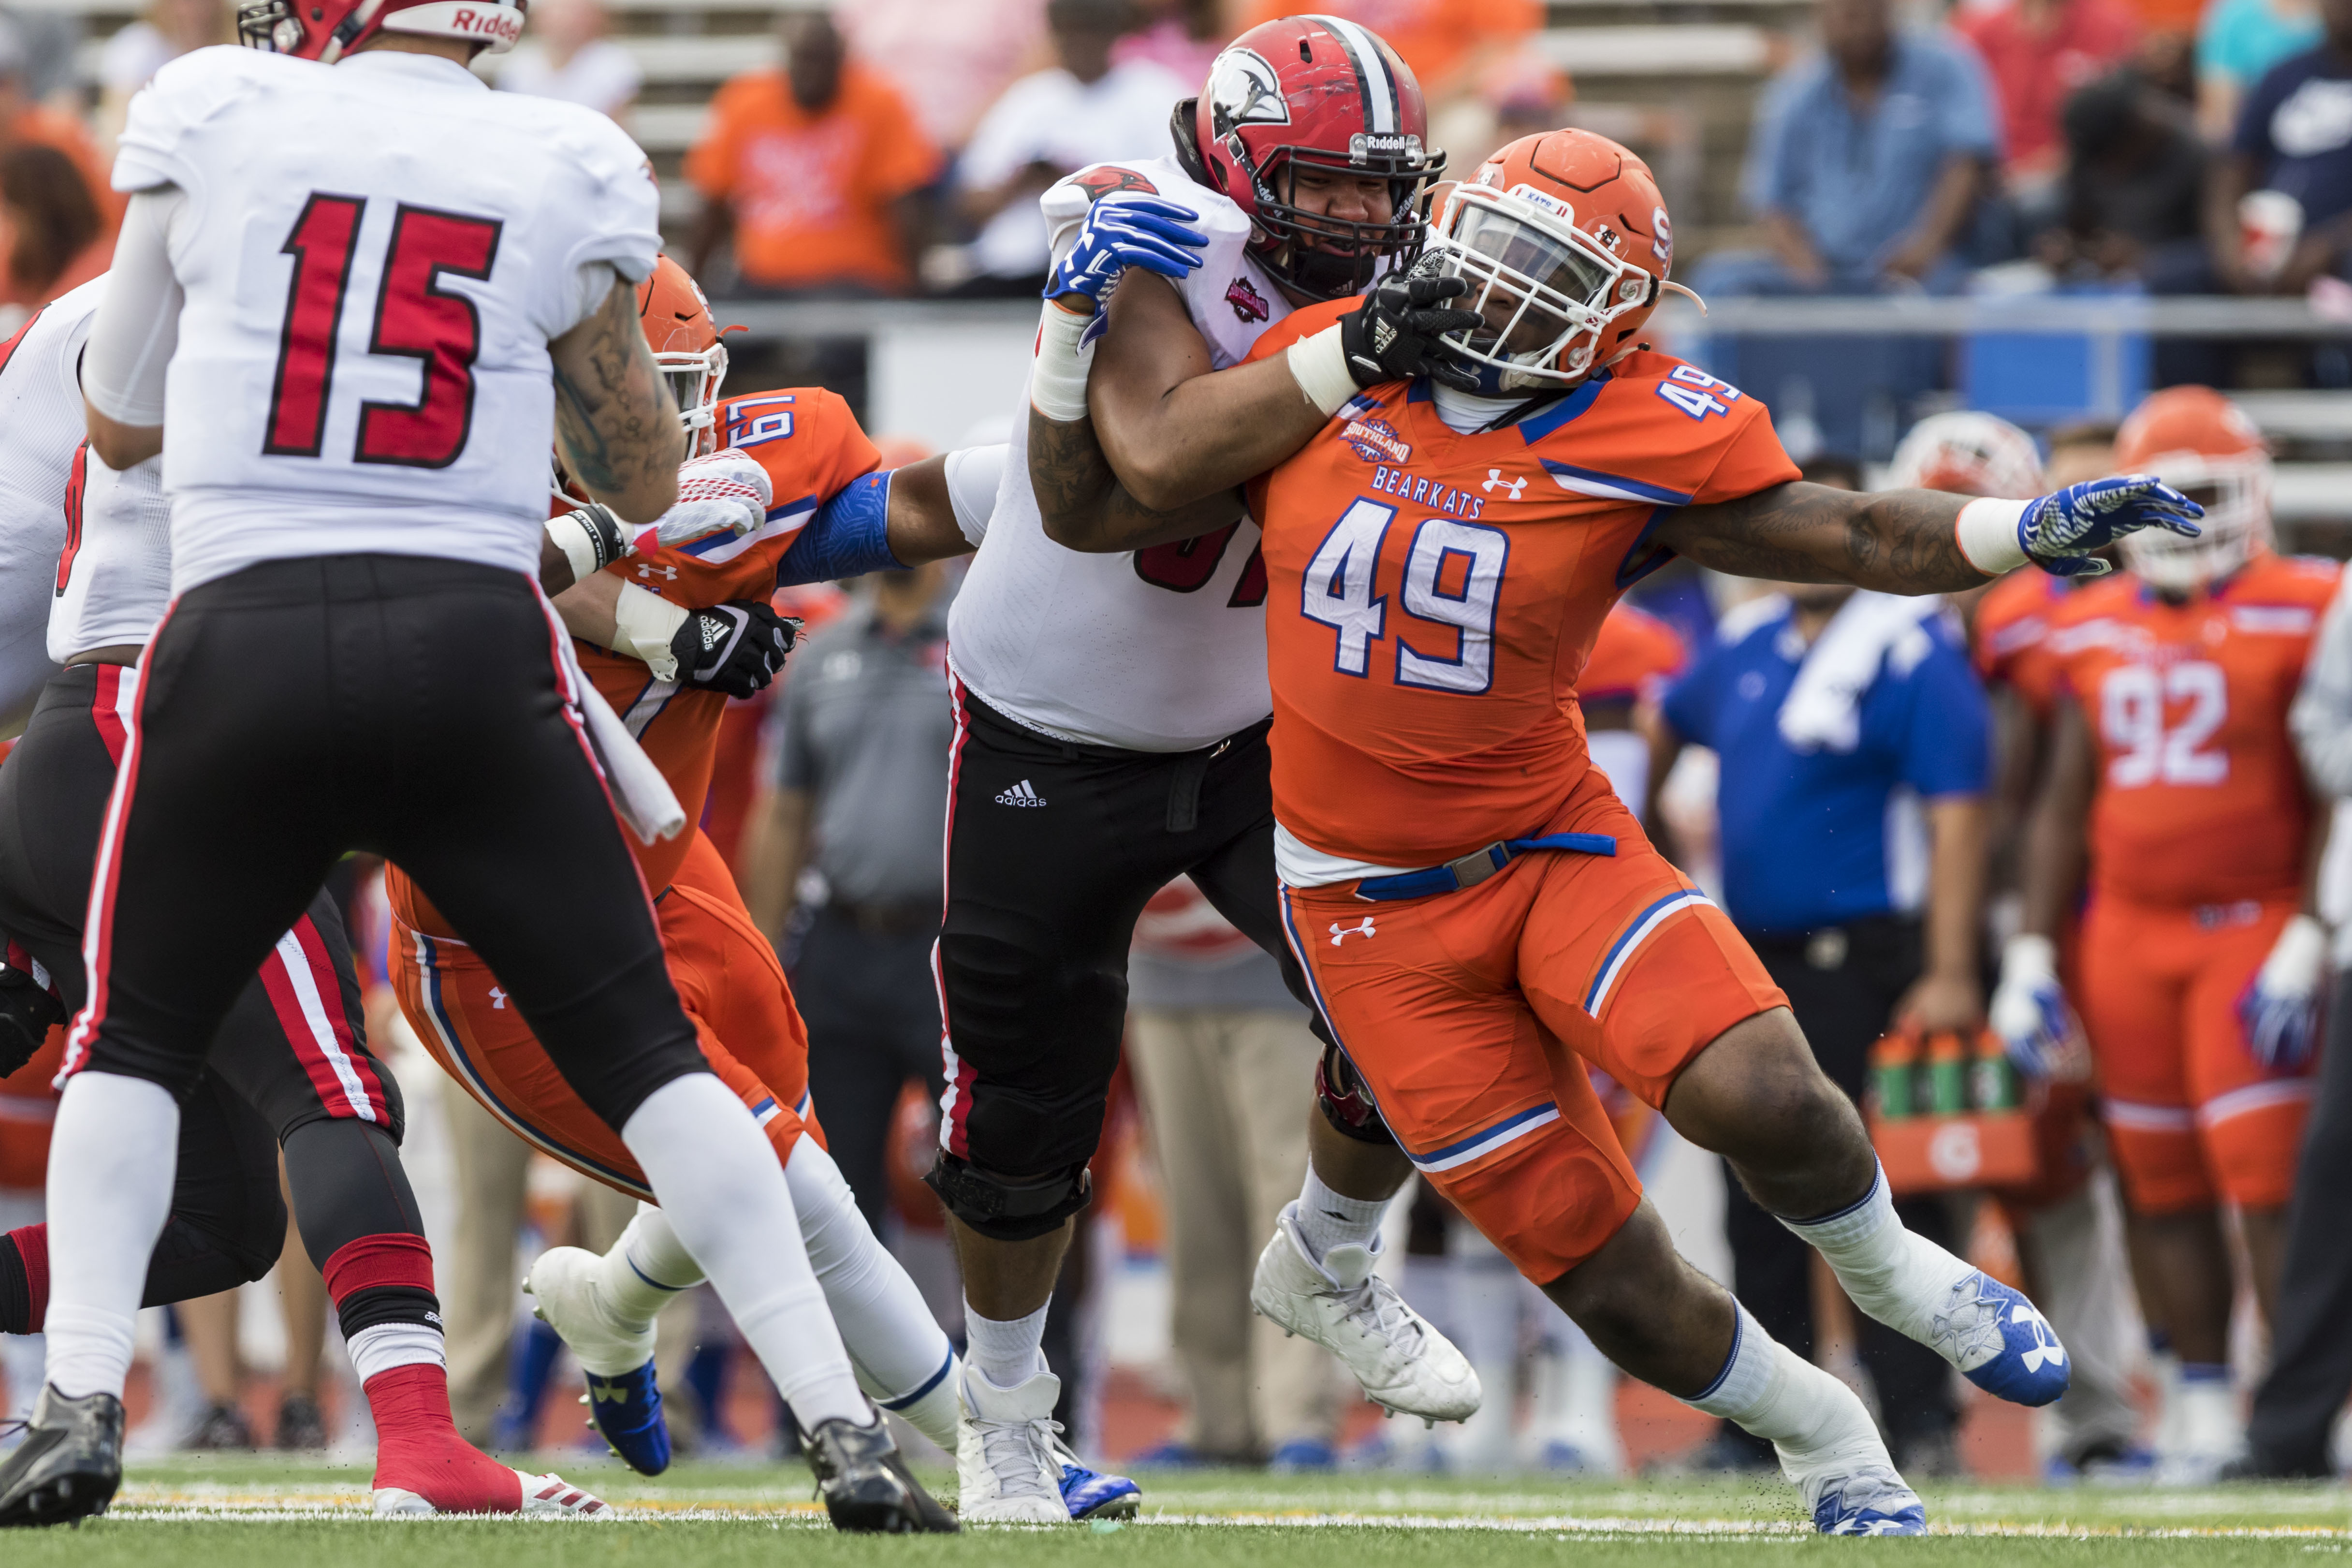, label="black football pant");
[0,663,421,1324]
[73,554,702,1138]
